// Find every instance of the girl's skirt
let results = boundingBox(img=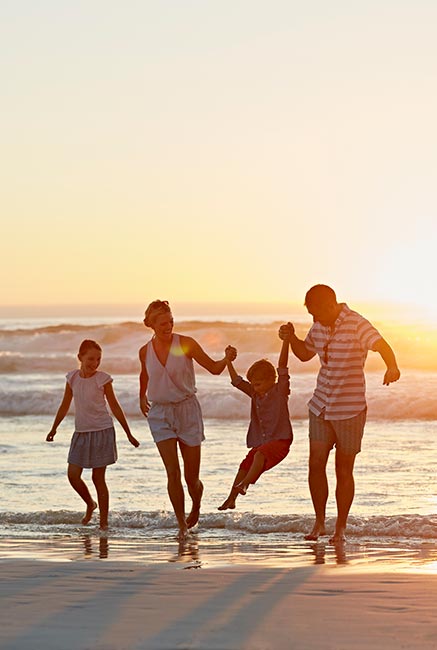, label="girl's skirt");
[67,426,118,468]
